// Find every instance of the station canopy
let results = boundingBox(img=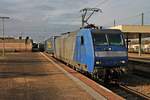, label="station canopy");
[110,25,150,39]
